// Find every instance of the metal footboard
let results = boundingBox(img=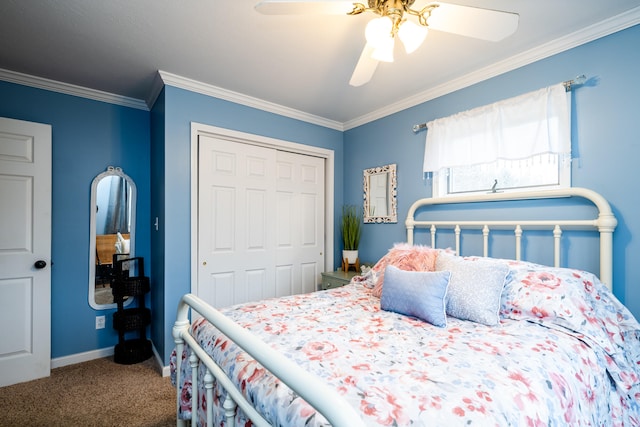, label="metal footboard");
[173,293,365,427]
